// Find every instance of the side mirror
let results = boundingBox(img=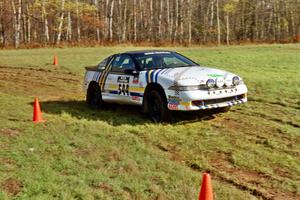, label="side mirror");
[124,69,139,75]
